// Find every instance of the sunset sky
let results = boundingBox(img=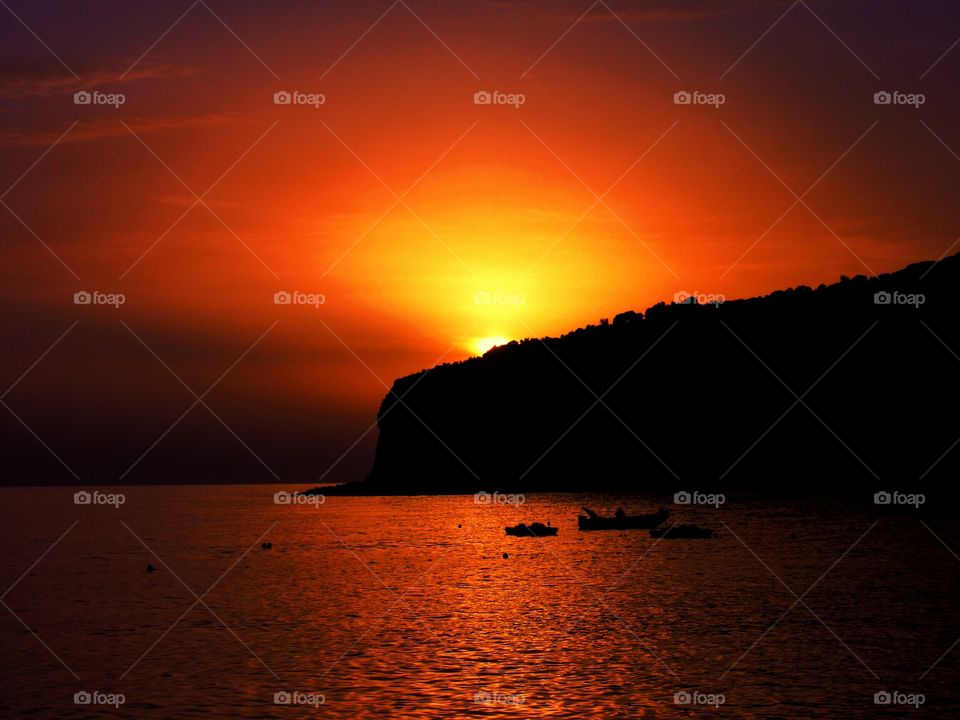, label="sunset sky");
[2,0,959,483]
